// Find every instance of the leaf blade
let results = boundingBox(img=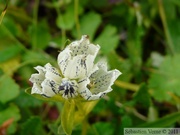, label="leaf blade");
[60,100,75,135]
[0,75,20,103]
[137,111,180,127]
